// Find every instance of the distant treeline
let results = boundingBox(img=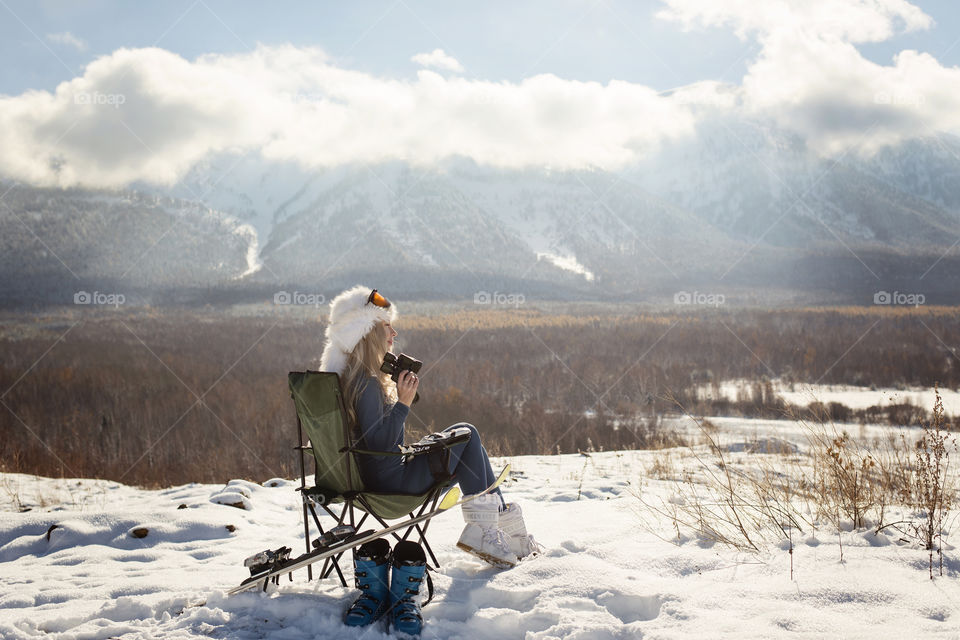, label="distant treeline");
[1,305,956,486]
